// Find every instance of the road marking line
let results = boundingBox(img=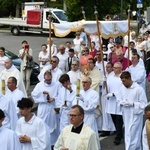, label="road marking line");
[99,136,108,141]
